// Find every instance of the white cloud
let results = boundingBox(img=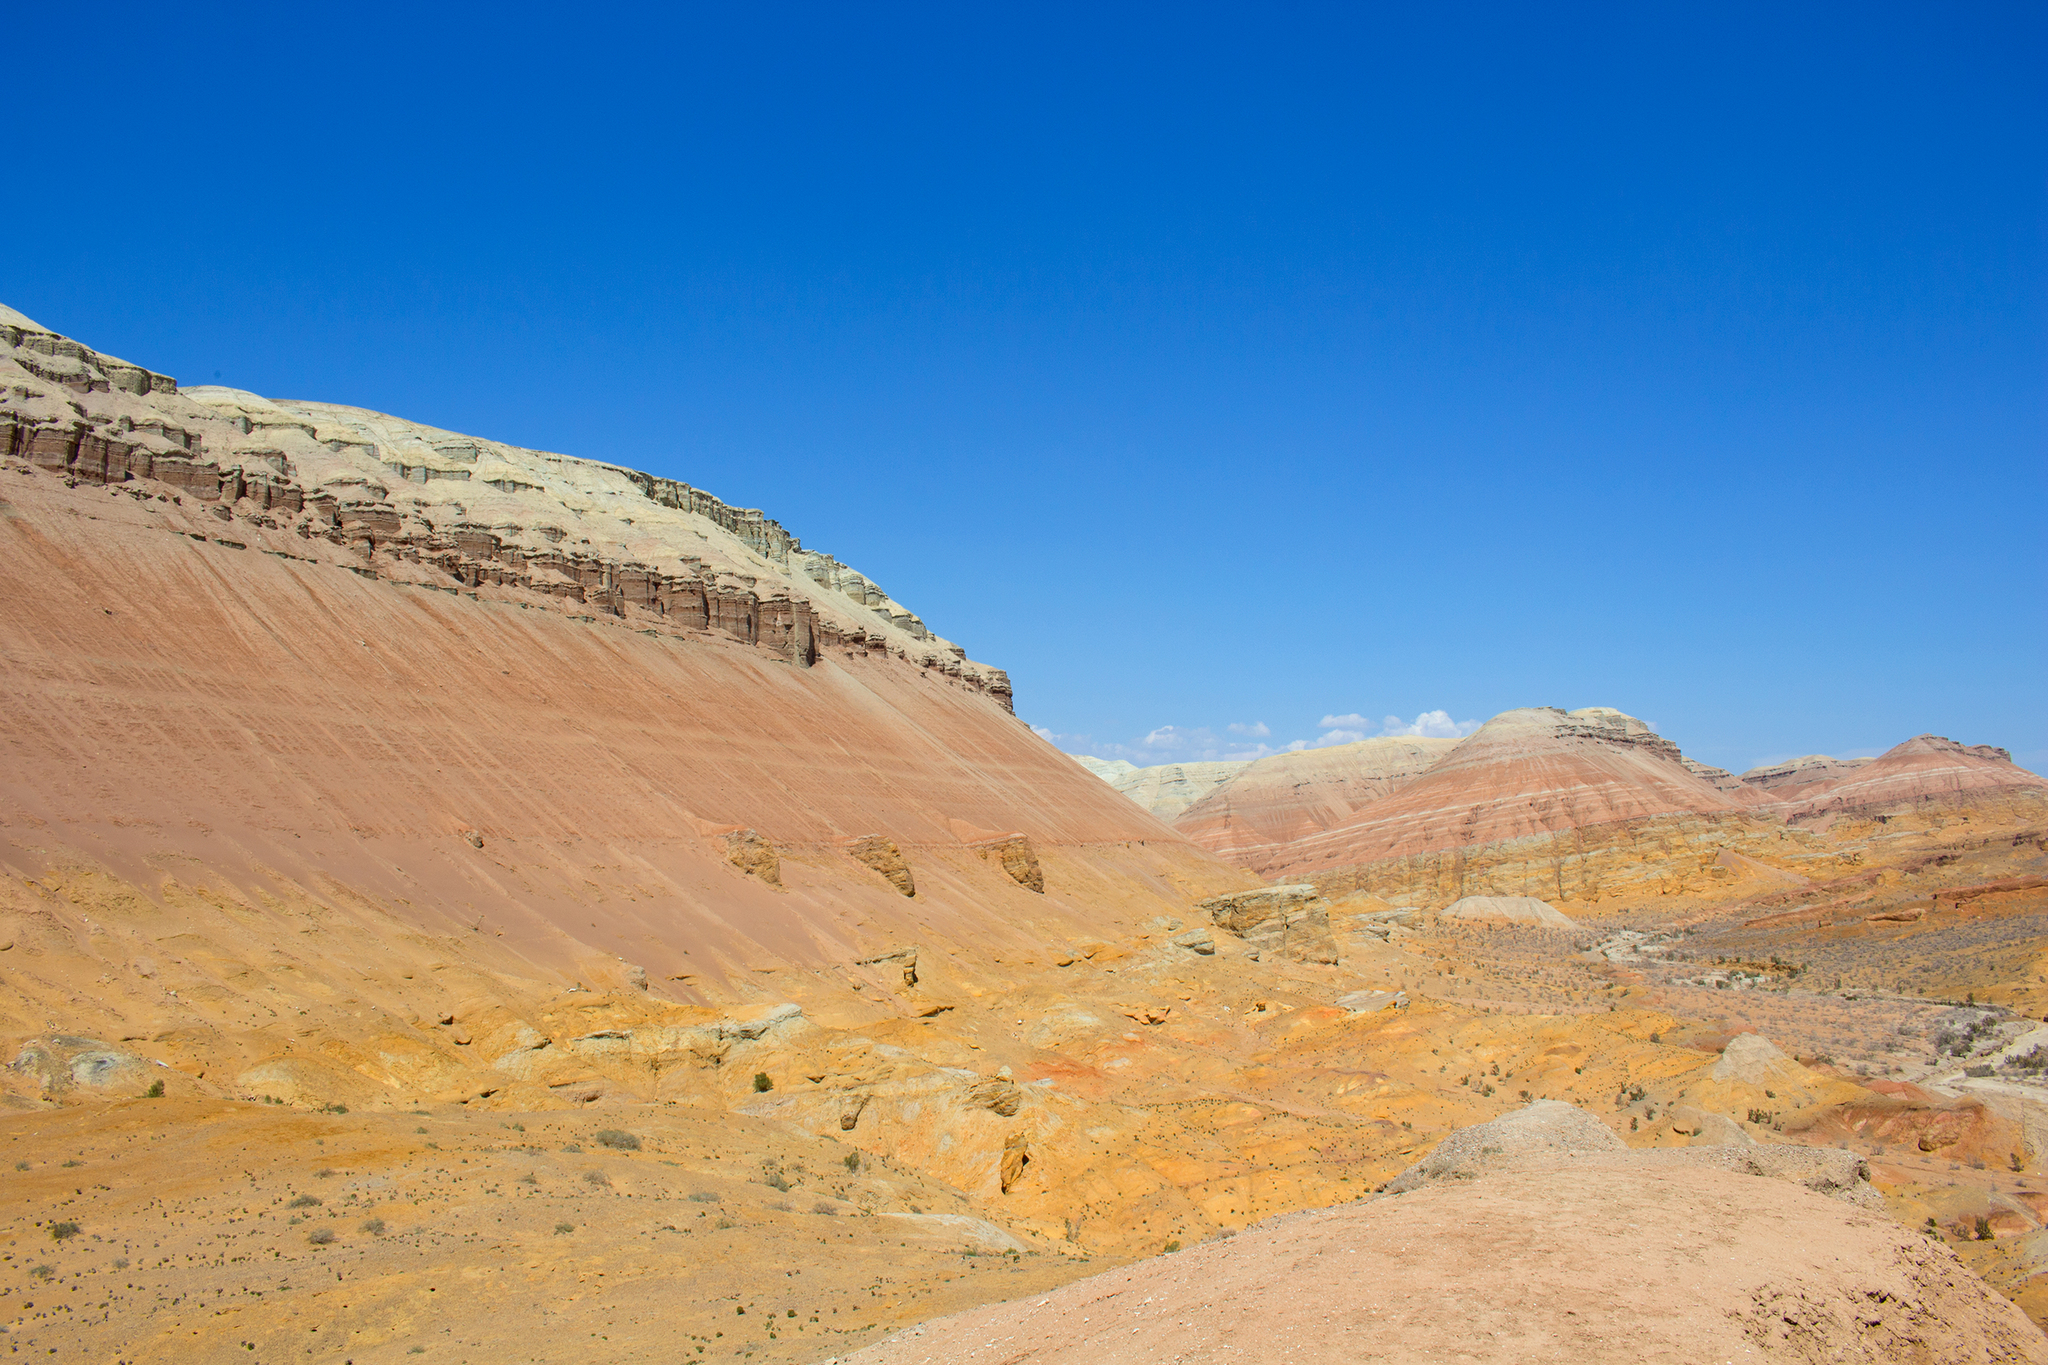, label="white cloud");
[1226,721,1271,738]
[1318,713,1370,730]
[1378,709,1482,739]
